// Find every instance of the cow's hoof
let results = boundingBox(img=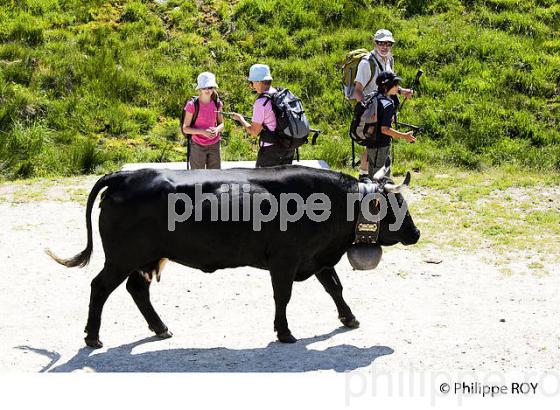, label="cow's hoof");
[277,333,297,343]
[150,325,172,339]
[156,330,173,339]
[340,317,360,329]
[85,337,103,349]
